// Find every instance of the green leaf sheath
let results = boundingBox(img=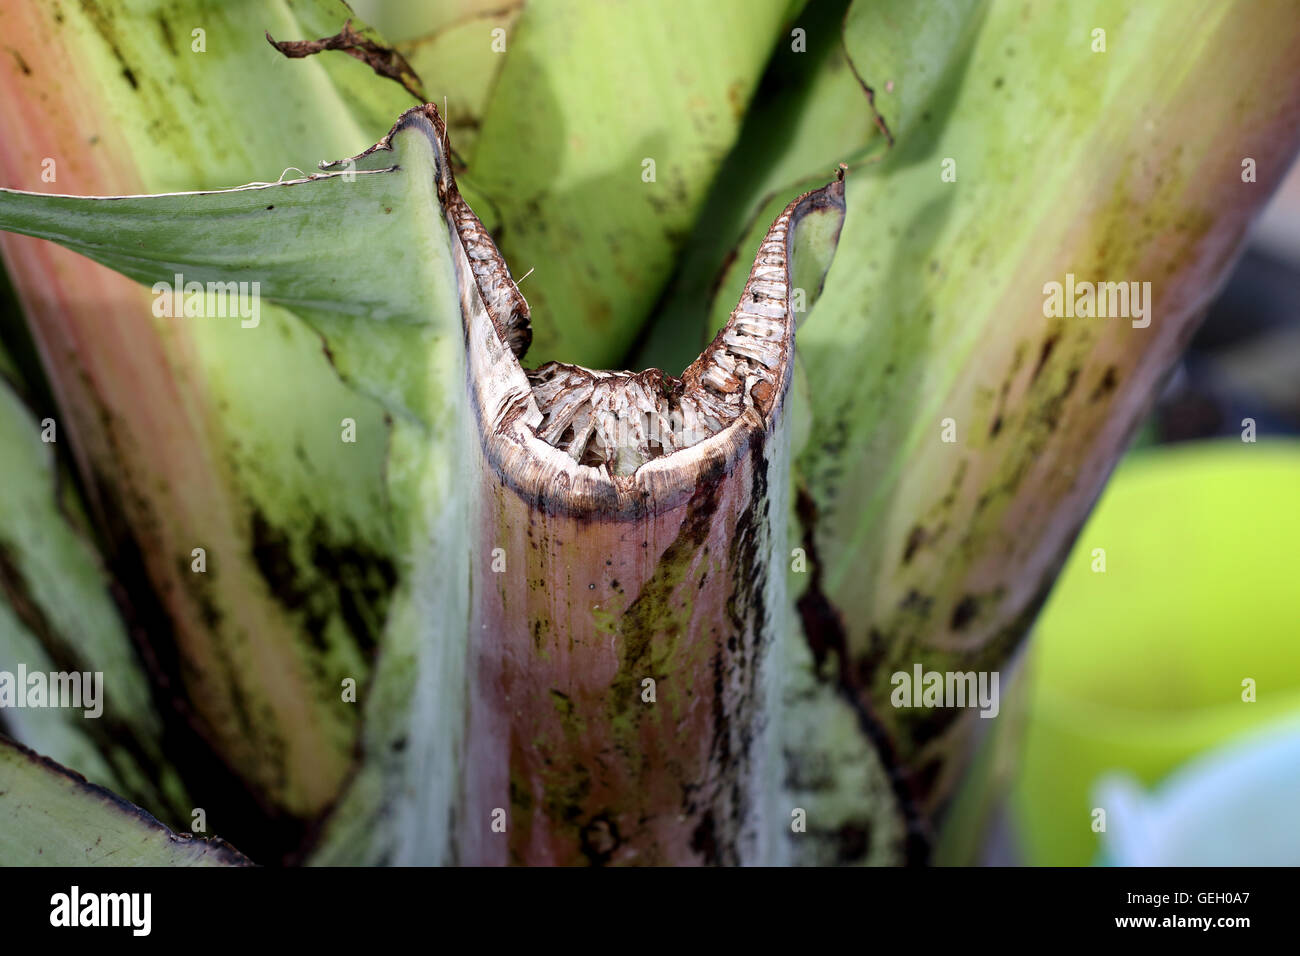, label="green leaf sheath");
[795,0,1300,812]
